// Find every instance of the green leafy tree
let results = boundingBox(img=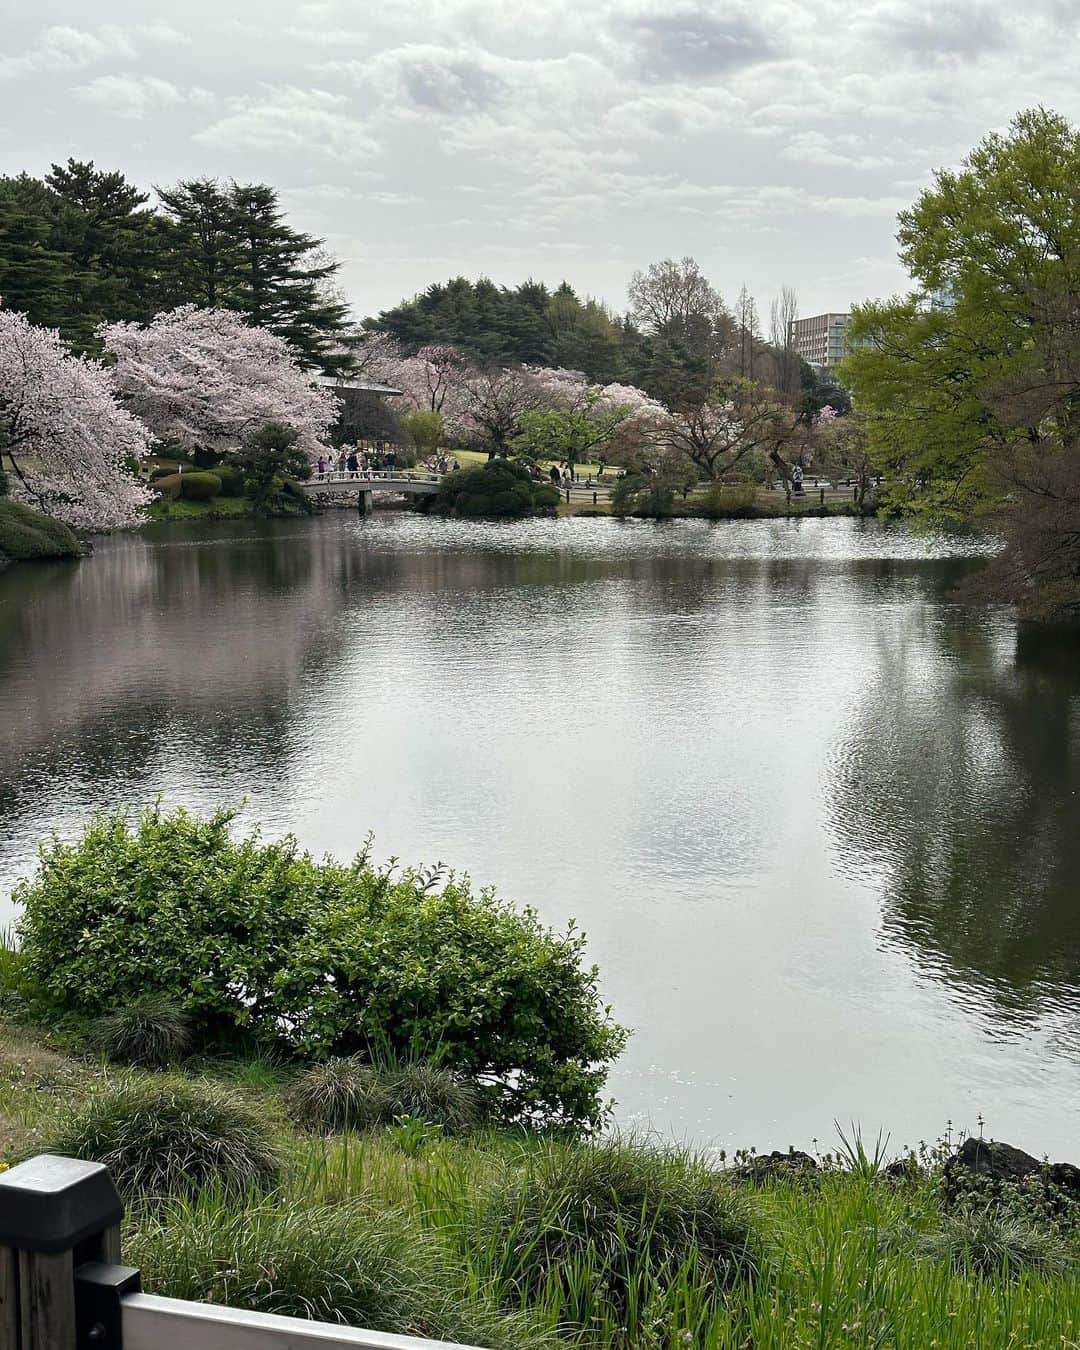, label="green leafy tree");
[229,421,312,514]
[512,399,634,472]
[400,409,445,458]
[841,108,1080,615]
